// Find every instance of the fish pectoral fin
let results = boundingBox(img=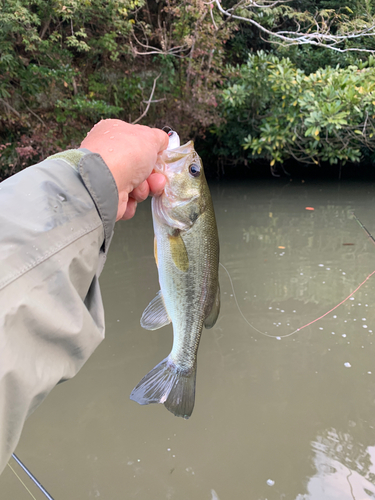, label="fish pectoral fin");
[140,290,171,330]
[168,232,189,272]
[204,283,220,329]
